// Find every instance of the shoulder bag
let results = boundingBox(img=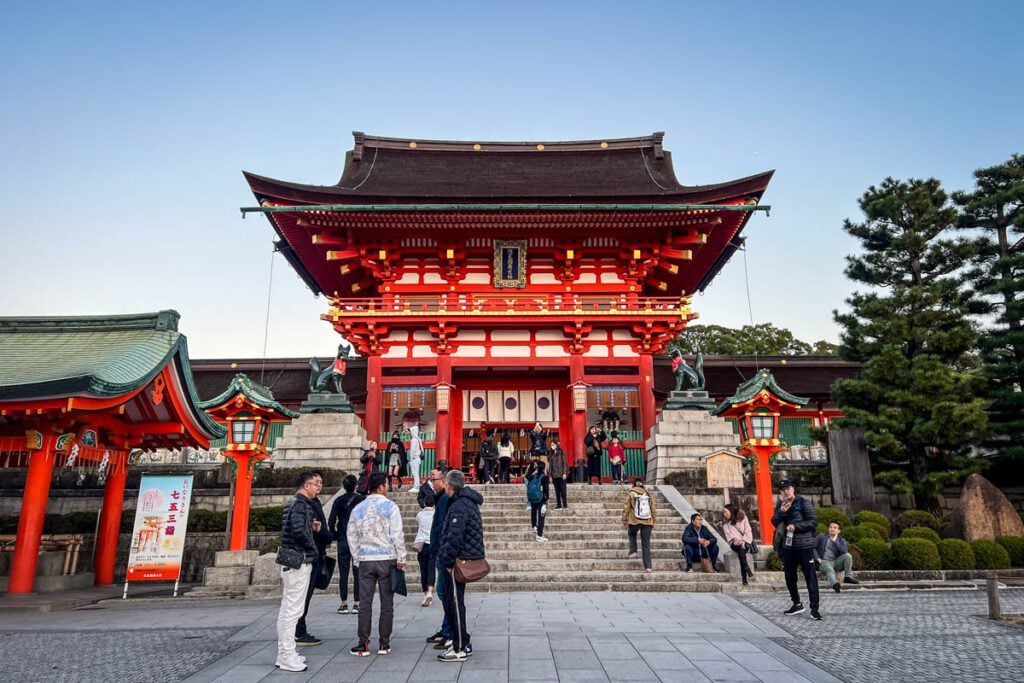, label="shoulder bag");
[453,557,491,583]
[275,501,306,569]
